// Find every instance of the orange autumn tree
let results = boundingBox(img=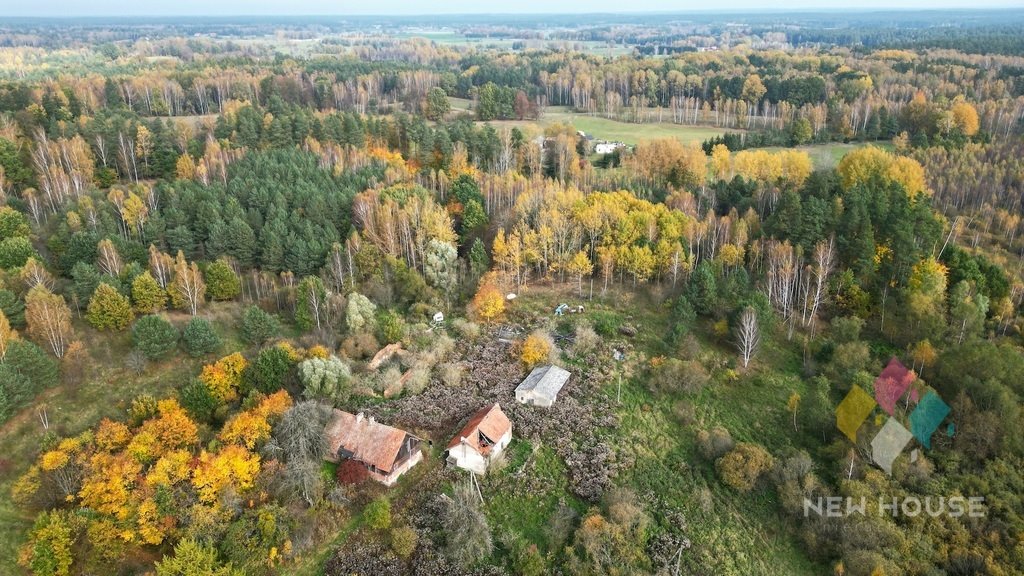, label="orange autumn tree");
[470,271,505,323]
[219,390,293,449]
[126,398,200,464]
